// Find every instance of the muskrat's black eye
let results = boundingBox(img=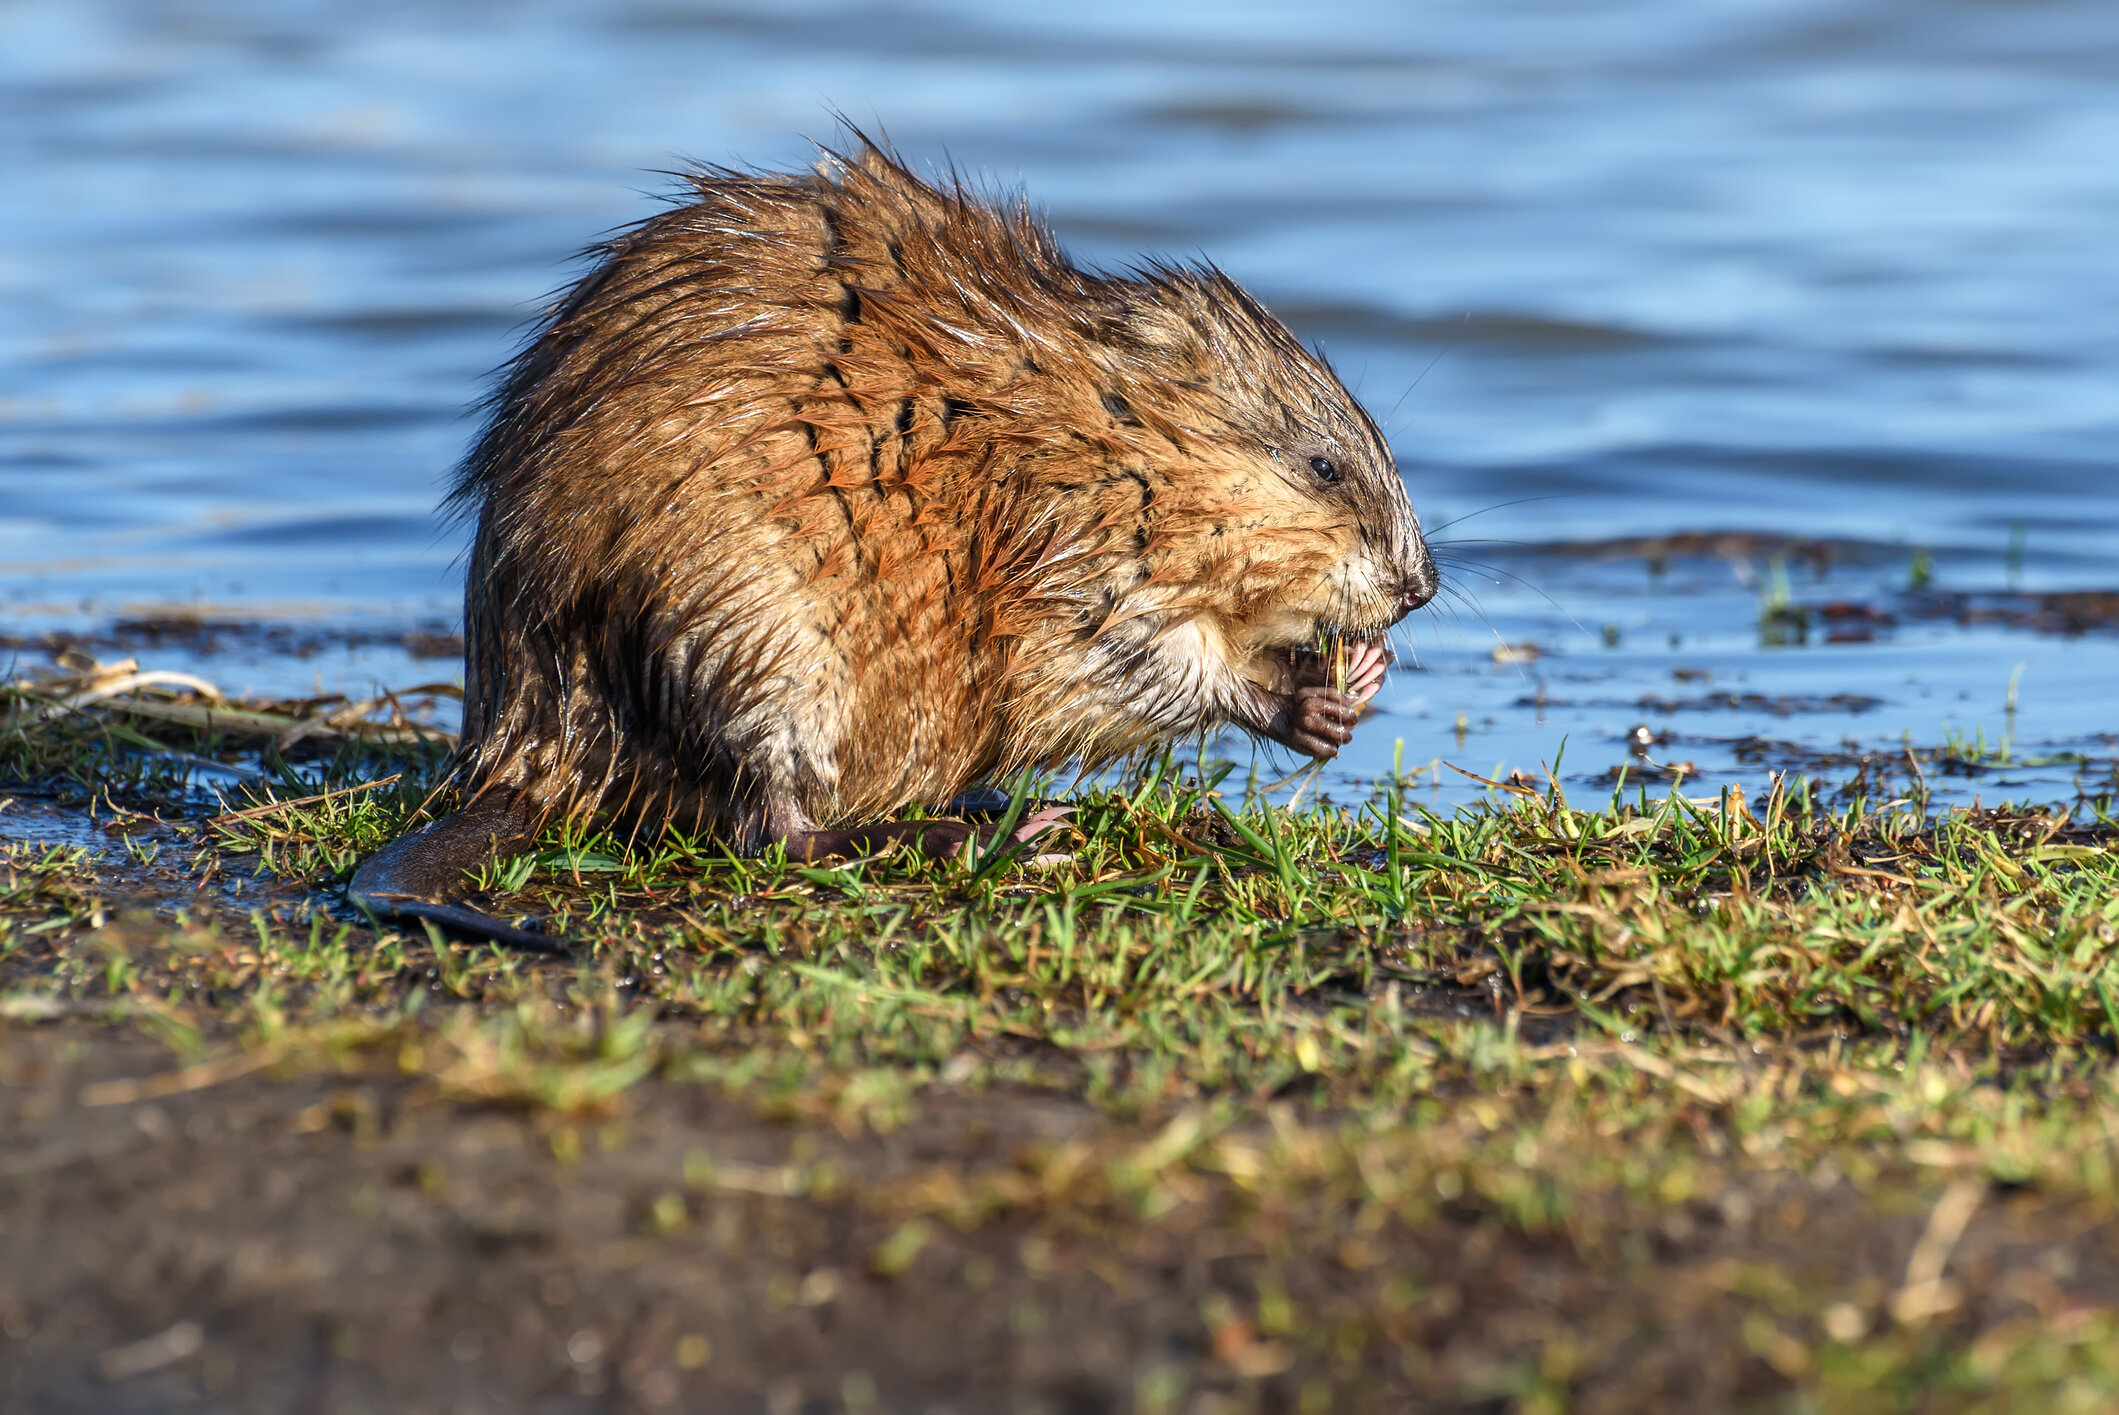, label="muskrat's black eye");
[1308,456,1340,483]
